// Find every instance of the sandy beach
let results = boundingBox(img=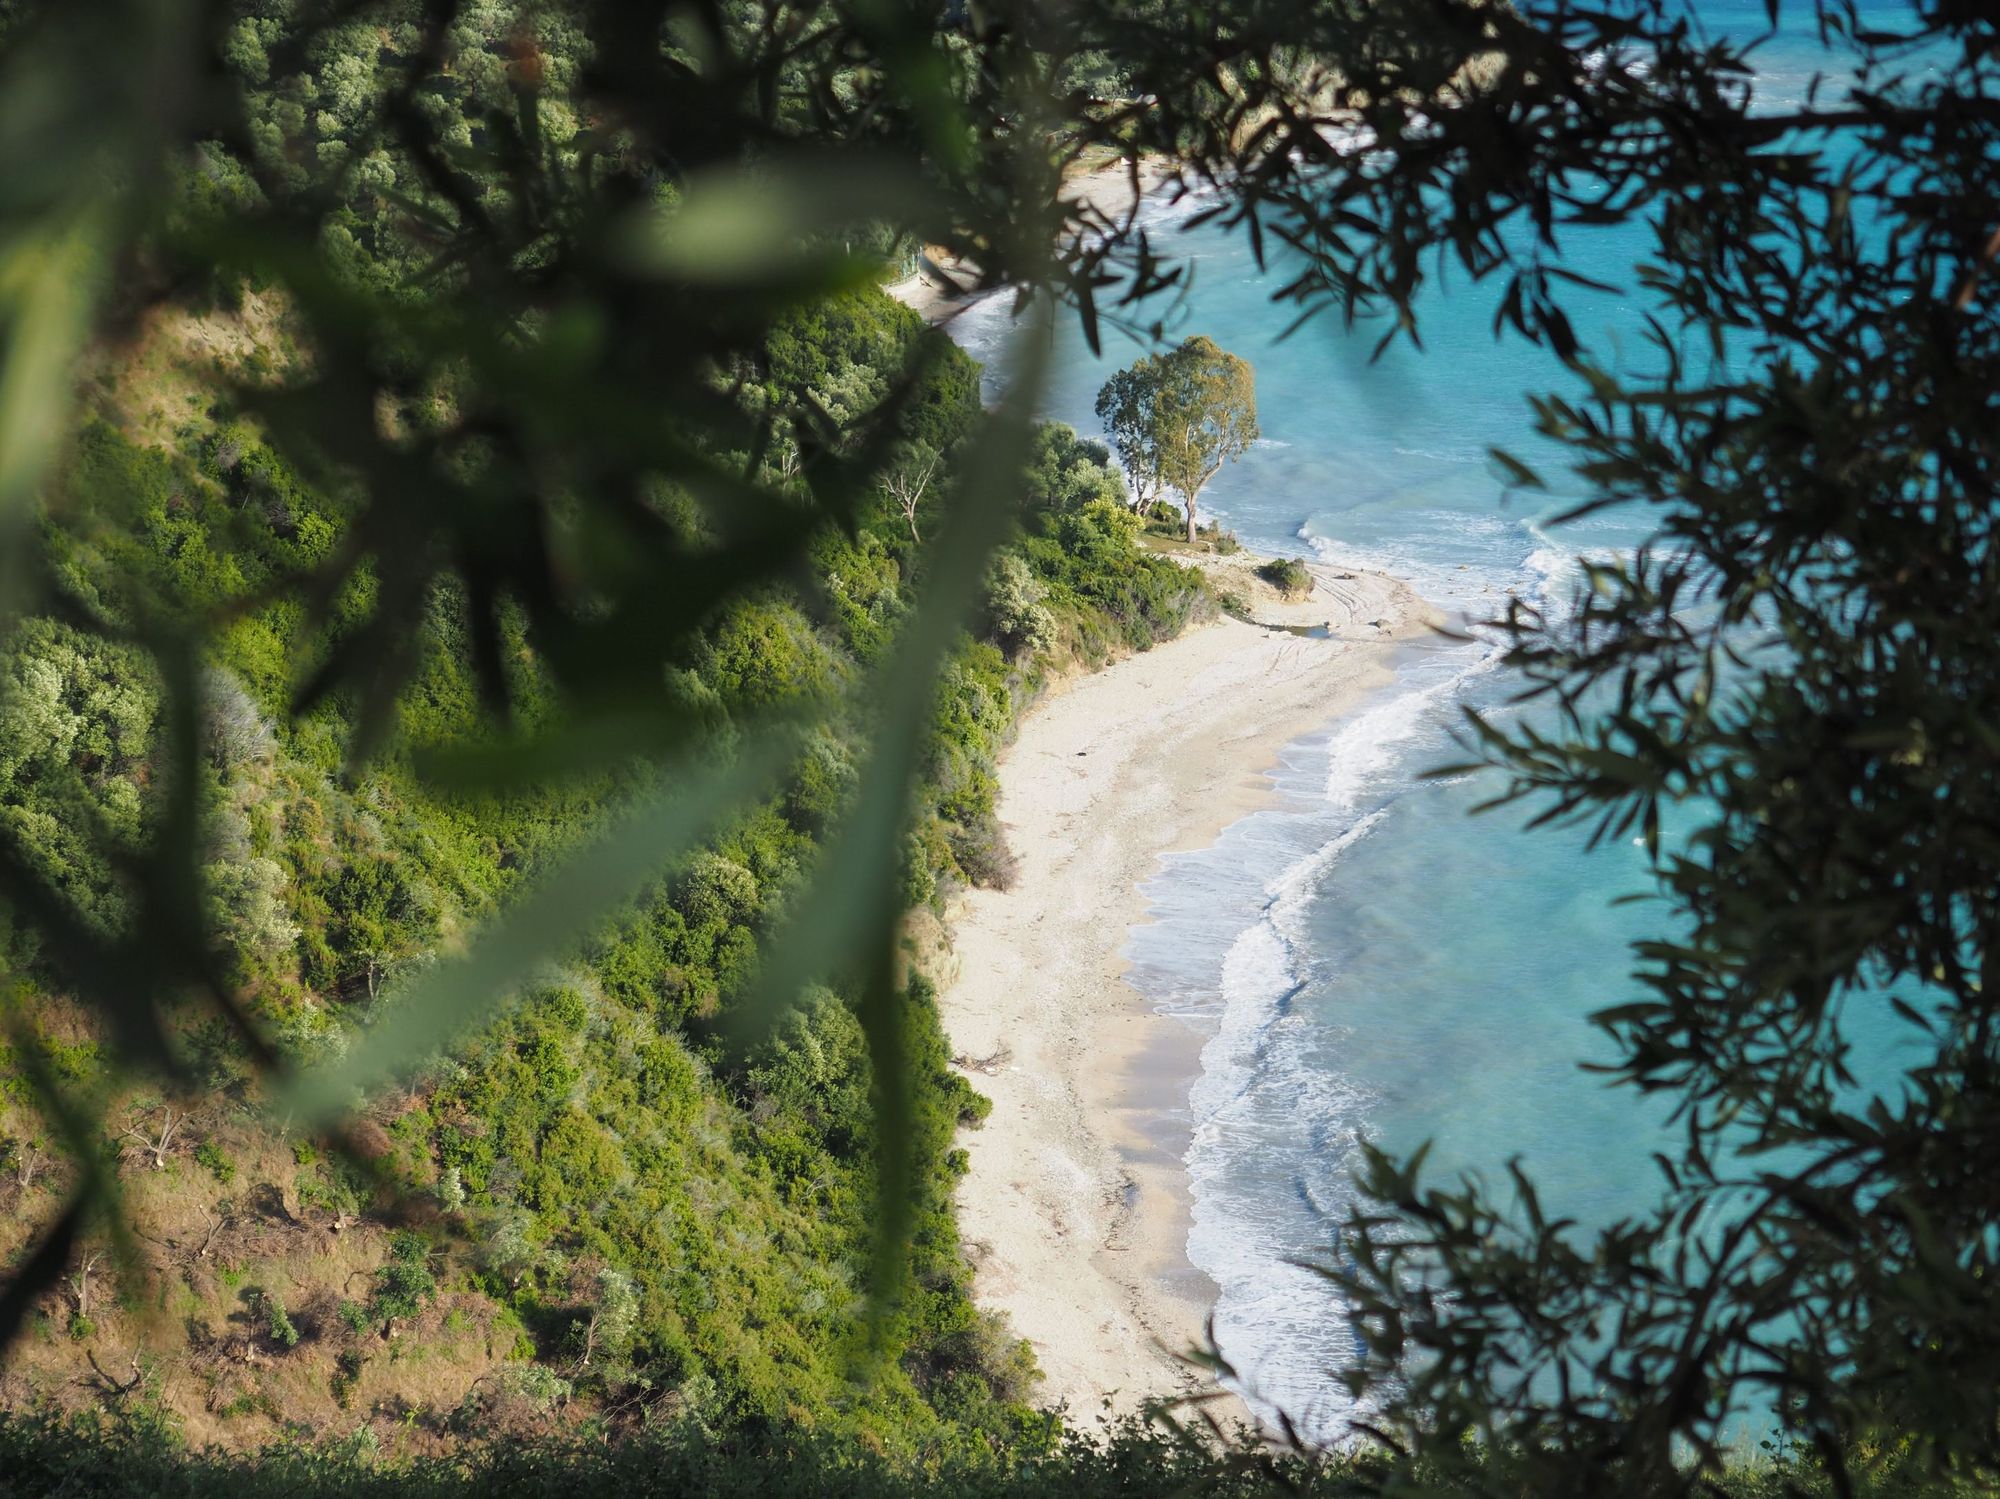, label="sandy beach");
[936,552,1438,1431]
[885,153,1175,328]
